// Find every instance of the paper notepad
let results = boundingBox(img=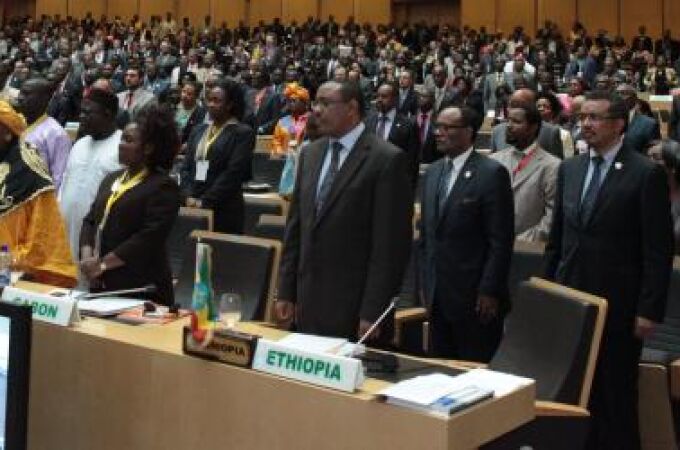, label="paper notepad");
[77,298,145,317]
